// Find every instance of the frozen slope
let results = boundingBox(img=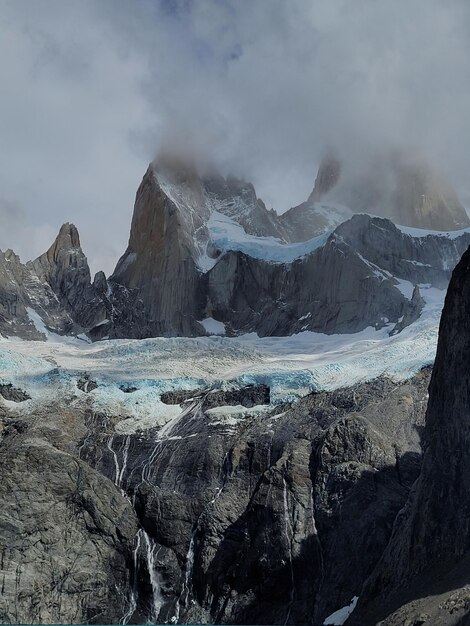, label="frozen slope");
[0,282,443,433]
[206,211,329,264]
